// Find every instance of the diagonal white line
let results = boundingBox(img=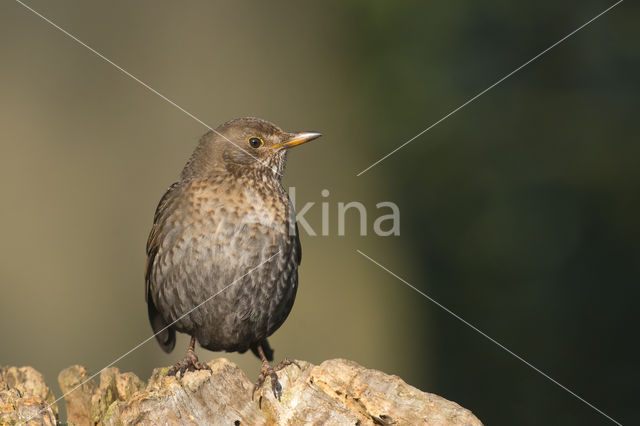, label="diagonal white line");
[27,250,281,423]
[13,0,280,176]
[356,250,622,426]
[356,0,624,176]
